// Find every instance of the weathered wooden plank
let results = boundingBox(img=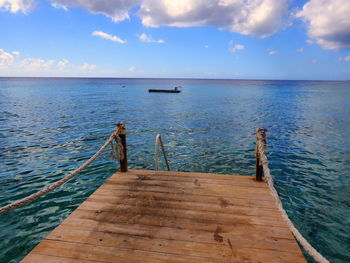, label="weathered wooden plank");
[32,239,305,263]
[104,178,270,194]
[85,194,282,218]
[44,226,305,263]
[108,172,266,188]
[48,224,302,254]
[31,240,228,263]
[62,215,294,240]
[77,201,287,227]
[105,173,269,192]
[99,183,275,201]
[91,188,277,209]
[126,170,256,182]
[72,204,287,229]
